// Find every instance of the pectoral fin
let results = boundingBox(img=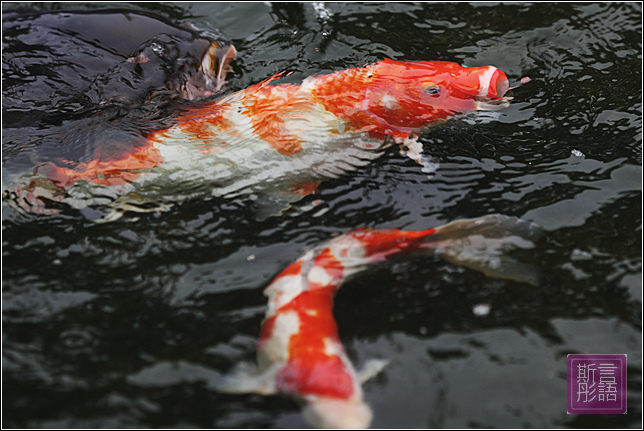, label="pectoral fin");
[216,363,279,396]
[357,359,389,384]
[249,189,311,221]
[396,136,439,175]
